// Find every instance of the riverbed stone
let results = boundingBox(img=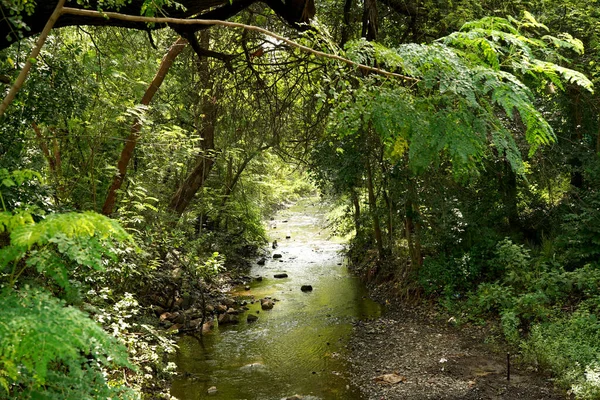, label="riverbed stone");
[273,253,283,259]
[207,386,217,395]
[274,273,288,278]
[261,299,275,310]
[205,304,215,313]
[218,313,239,325]
[301,285,313,292]
[255,276,263,282]
[226,308,239,315]
[247,314,258,322]
[257,258,266,265]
